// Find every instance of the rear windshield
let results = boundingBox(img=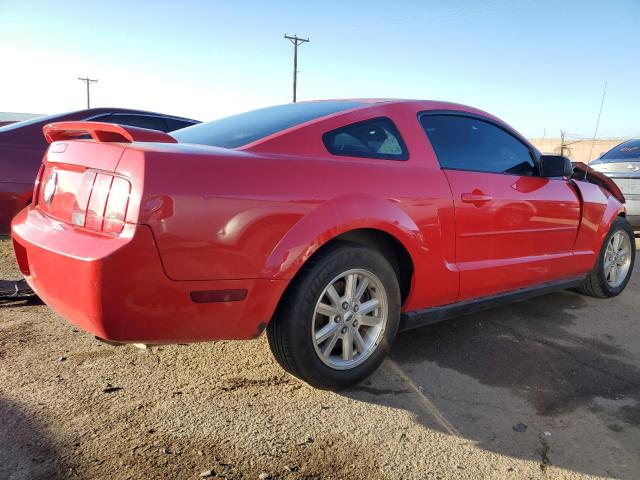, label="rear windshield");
[170,101,365,148]
[601,140,640,161]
